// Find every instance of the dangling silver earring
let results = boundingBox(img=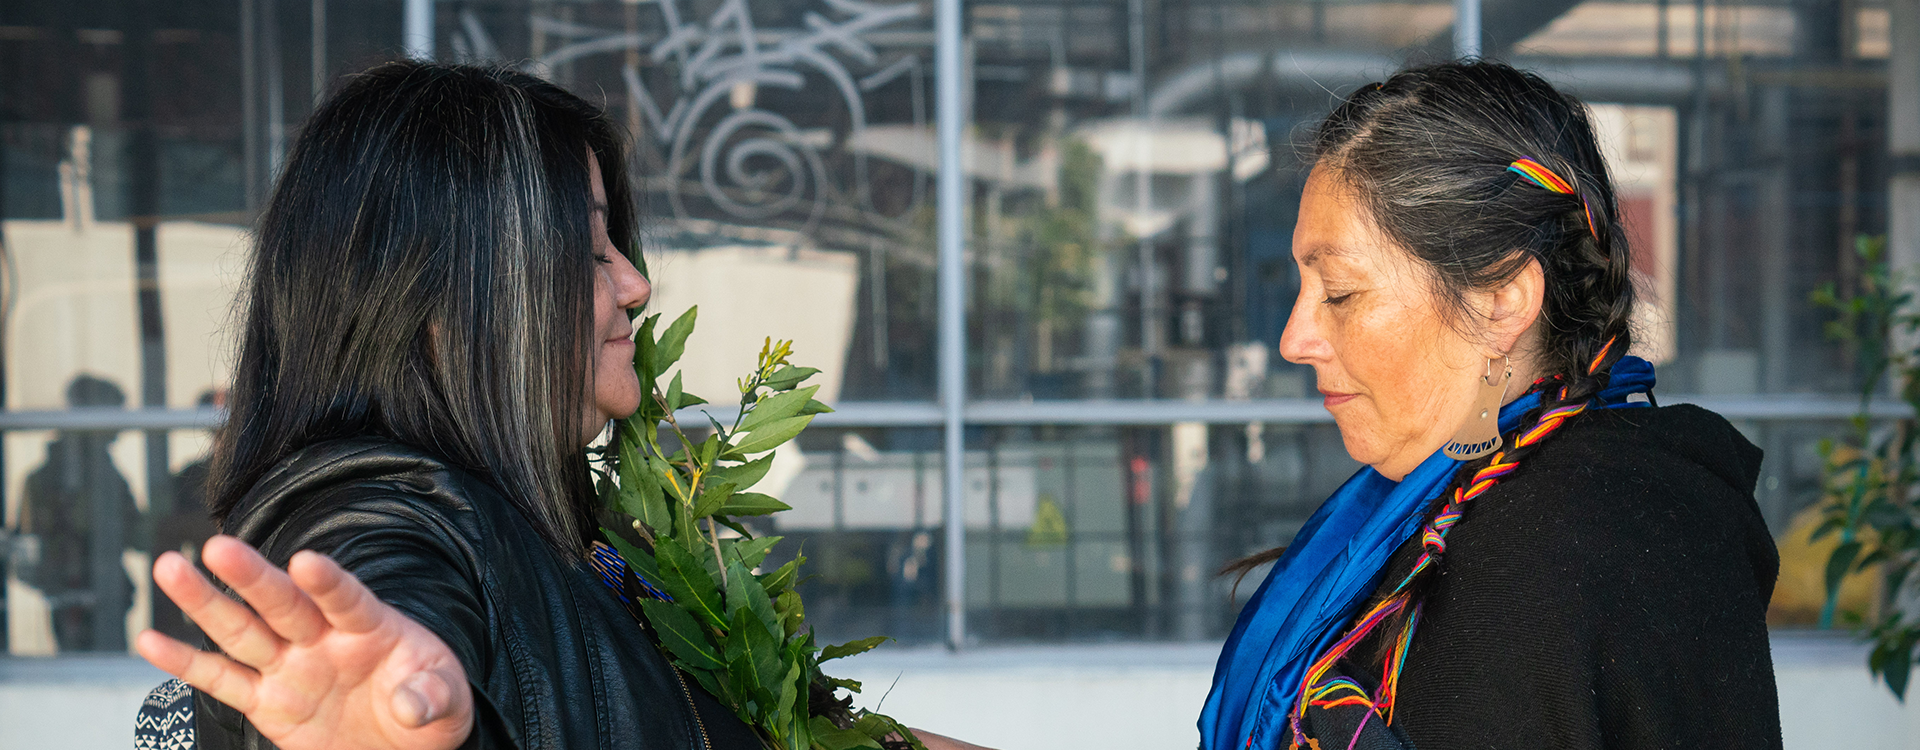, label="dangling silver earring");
[1443,356,1512,461]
